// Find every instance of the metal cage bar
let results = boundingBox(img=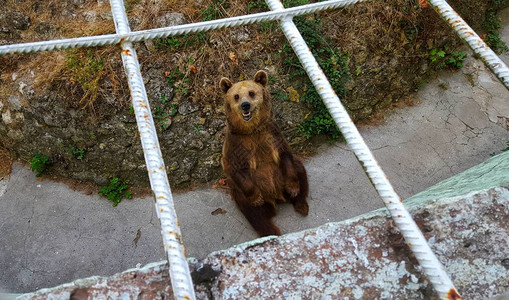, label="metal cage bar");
[264,0,461,299]
[109,0,195,299]
[0,0,367,56]
[428,0,509,90]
